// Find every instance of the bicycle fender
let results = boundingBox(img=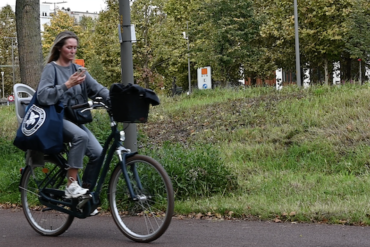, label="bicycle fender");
[123,152,137,160]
